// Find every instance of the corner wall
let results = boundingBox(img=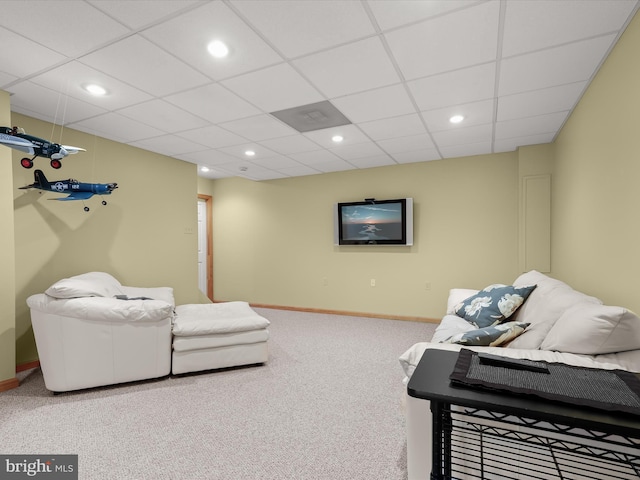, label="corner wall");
[553,11,640,312]
[13,113,200,364]
[0,91,17,389]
